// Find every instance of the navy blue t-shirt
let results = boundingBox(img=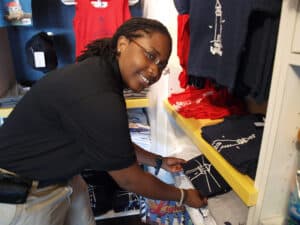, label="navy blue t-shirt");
[188,0,252,90]
[201,114,264,179]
